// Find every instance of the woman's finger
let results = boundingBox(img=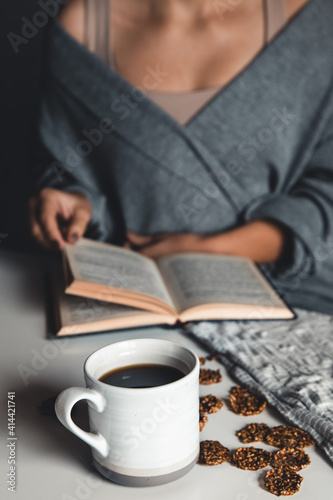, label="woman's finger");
[38,200,66,250]
[28,197,38,229]
[66,206,91,243]
[31,220,53,249]
[29,197,54,249]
